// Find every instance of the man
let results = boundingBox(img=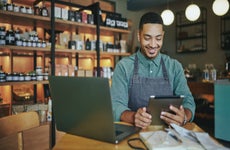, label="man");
[111,12,195,129]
